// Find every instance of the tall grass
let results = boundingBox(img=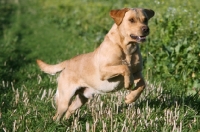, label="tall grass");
[0,0,200,131]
